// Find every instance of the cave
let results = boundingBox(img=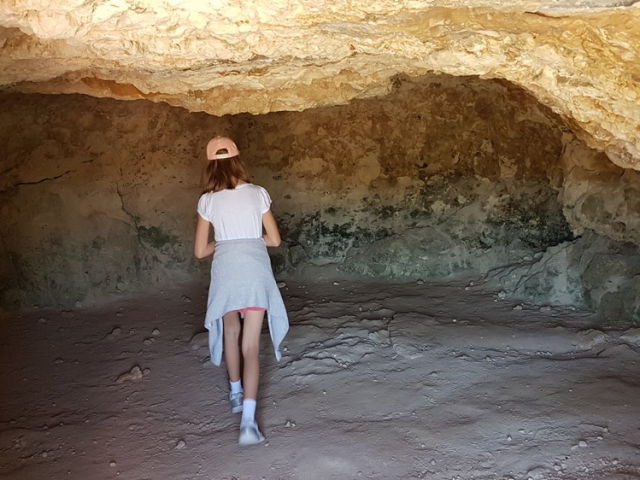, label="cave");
[1,1,640,479]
